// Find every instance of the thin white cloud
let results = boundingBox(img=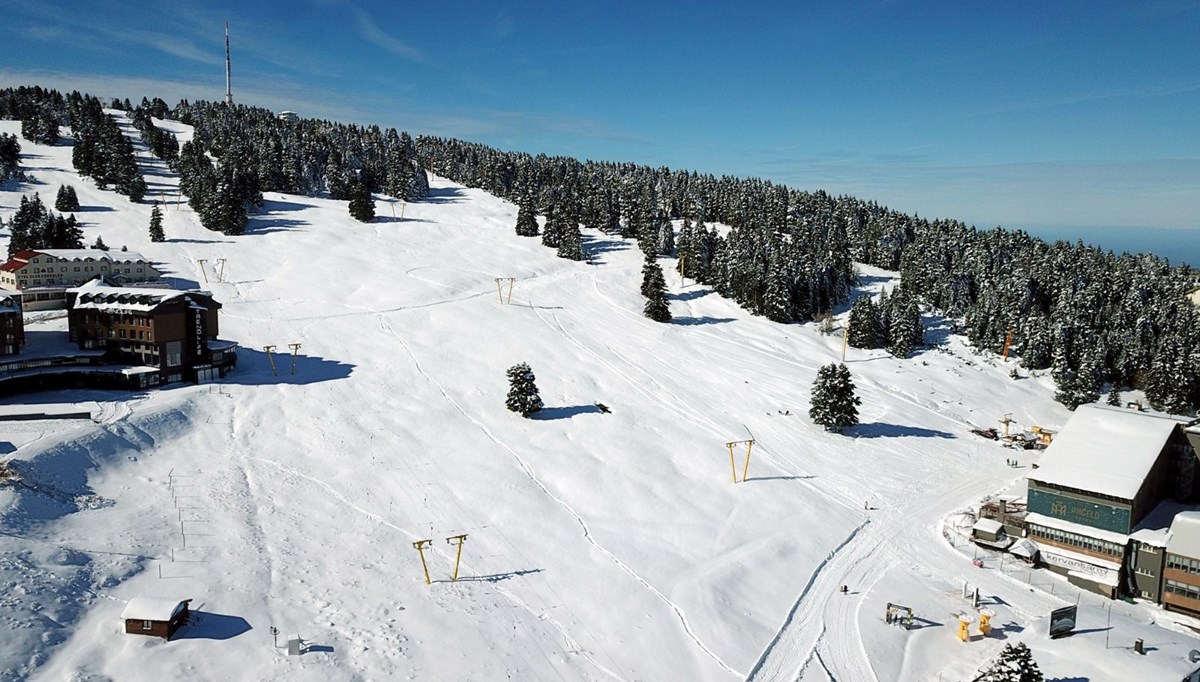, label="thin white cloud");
[350,8,426,63]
